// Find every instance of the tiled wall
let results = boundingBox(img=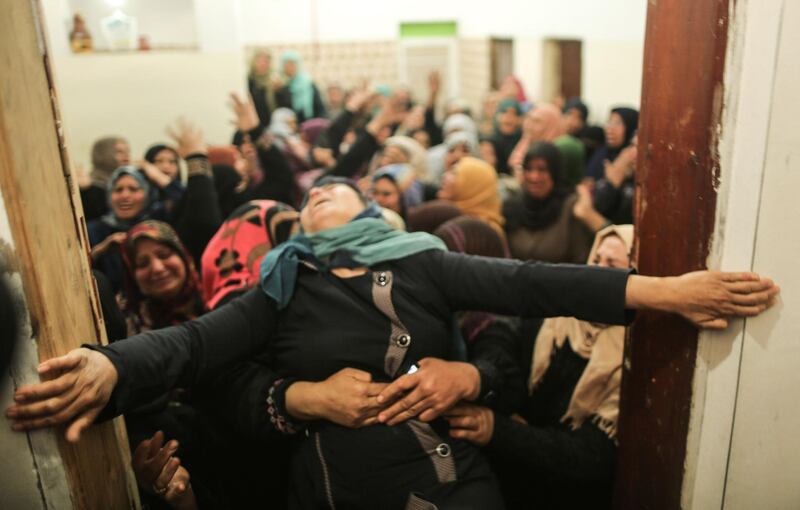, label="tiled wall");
[248,38,493,114]
[458,38,492,118]
[248,41,400,90]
